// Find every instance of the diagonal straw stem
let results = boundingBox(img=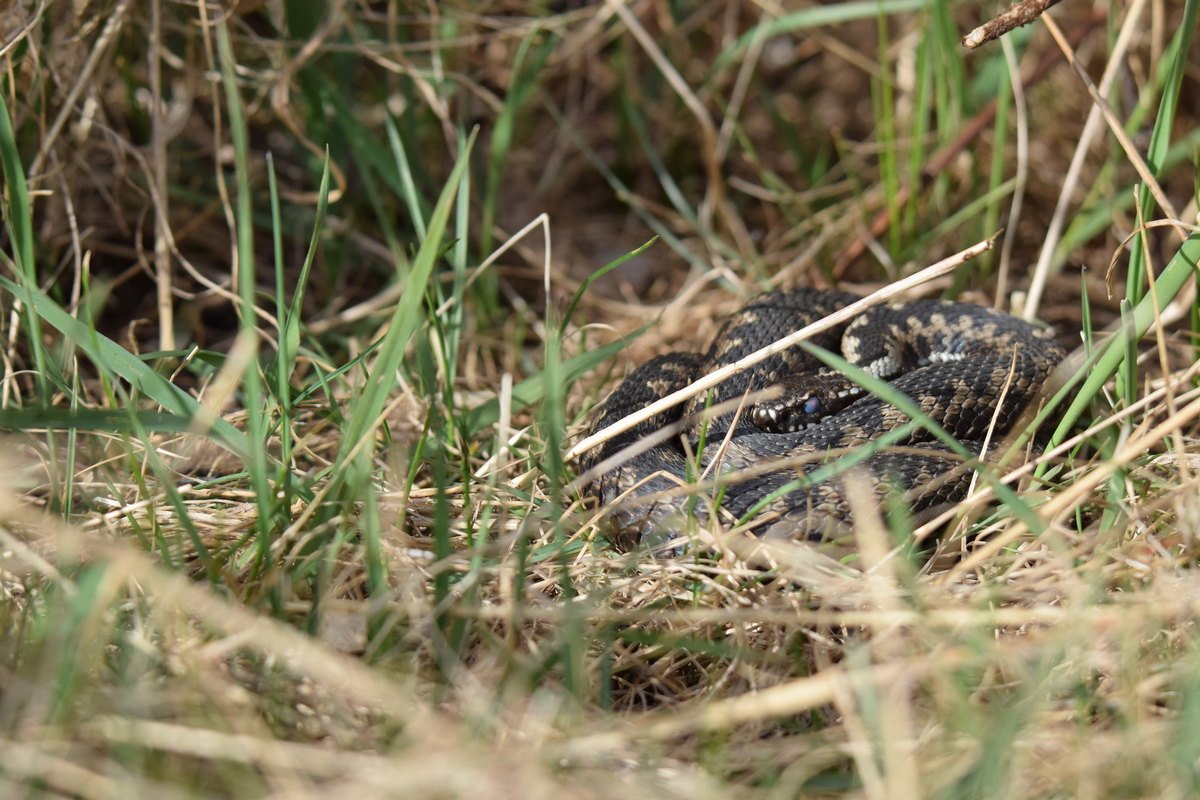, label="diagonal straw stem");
[566,235,1000,463]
